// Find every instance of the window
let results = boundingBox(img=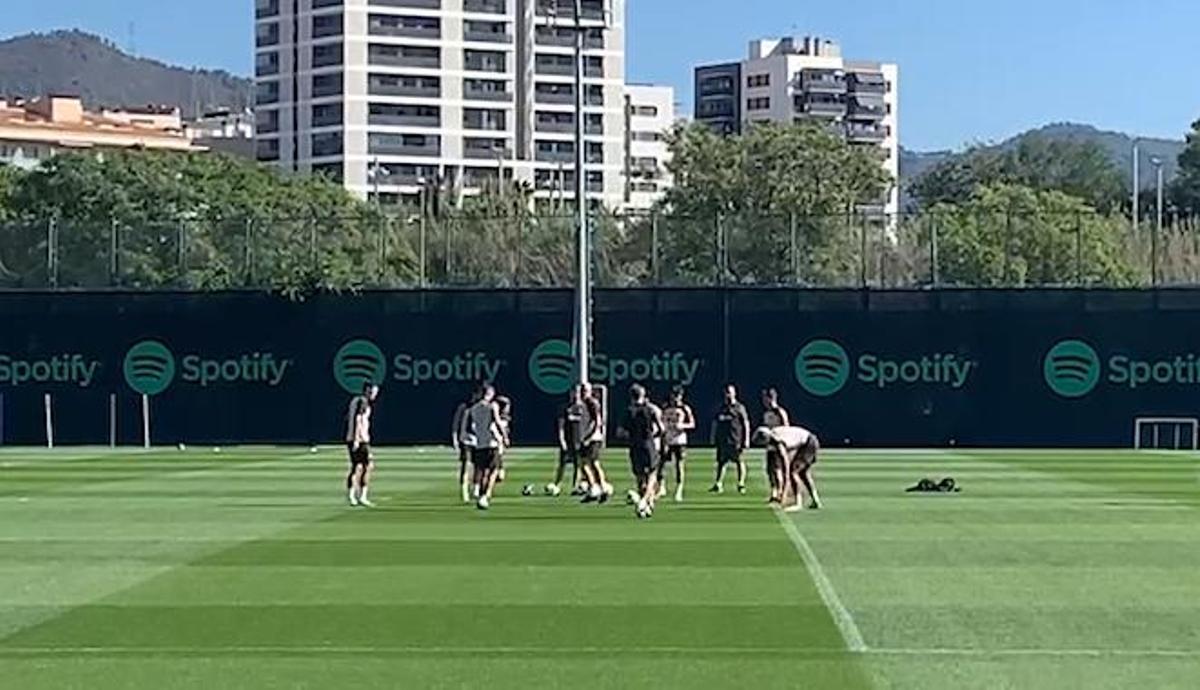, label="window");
[257,109,280,134]
[747,97,771,111]
[312,103,343,127]
[313,43,343,68]
[256,138,280,162]
[255,23,279,48]
[313,73,343,97]
[632,105,658,117]
[256,81,280,105]
[255,51,279,77]
[312,132,343,157]
[632,131,662,142]
[747,74,770,88]
[312,13,343,38]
